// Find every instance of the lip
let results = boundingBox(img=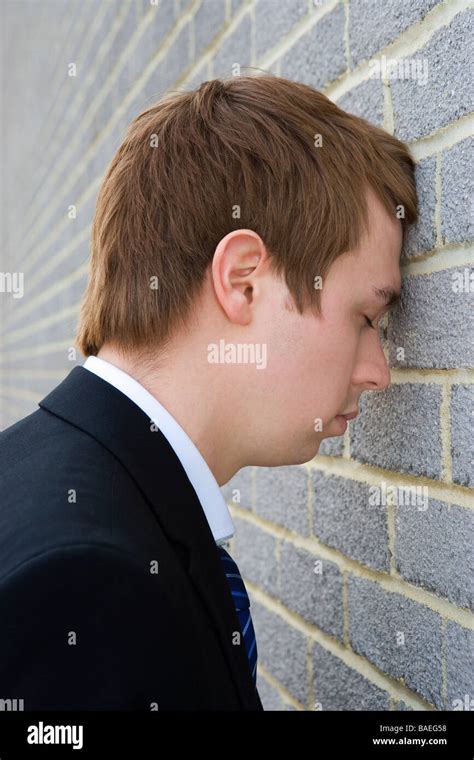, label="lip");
[338,410,359,421]
[334,410,359,433]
